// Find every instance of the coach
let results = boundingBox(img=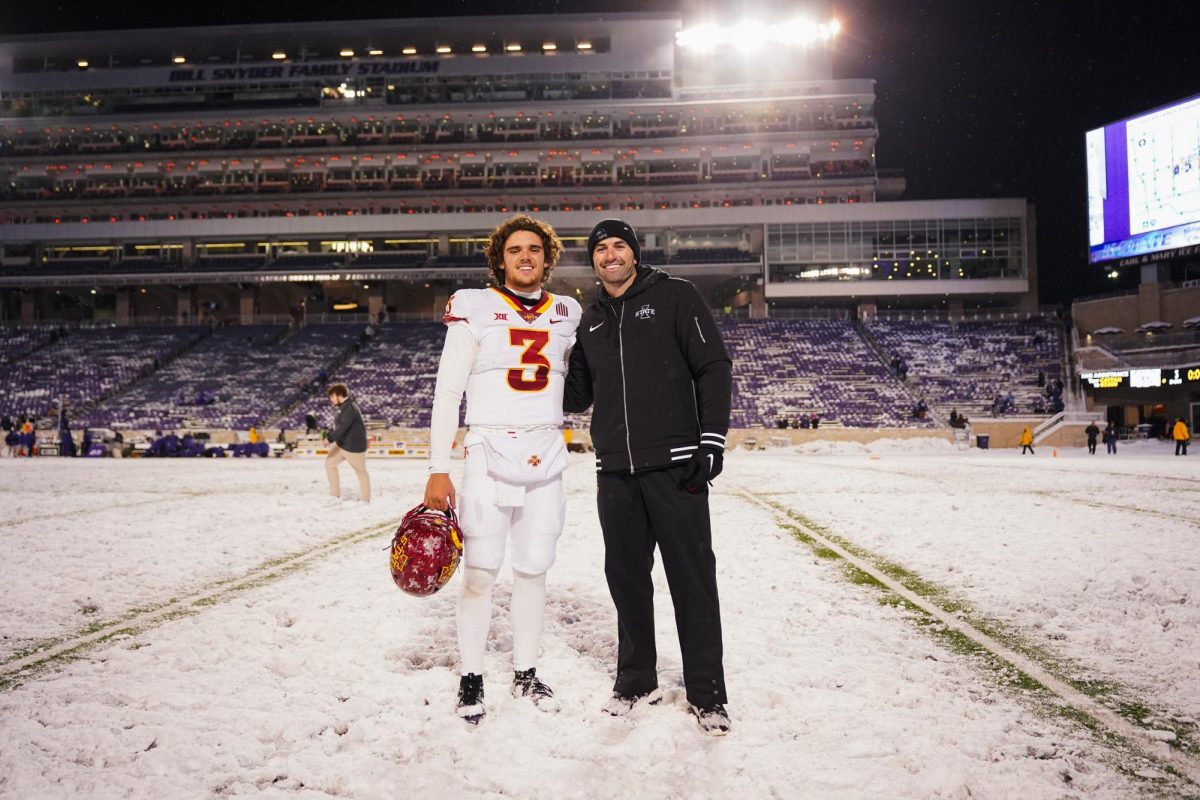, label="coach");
[564,219,732,735]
